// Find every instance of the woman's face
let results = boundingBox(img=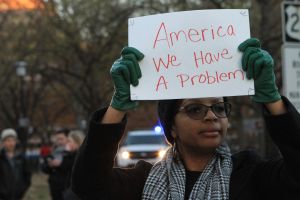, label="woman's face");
[171,97,229,155]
